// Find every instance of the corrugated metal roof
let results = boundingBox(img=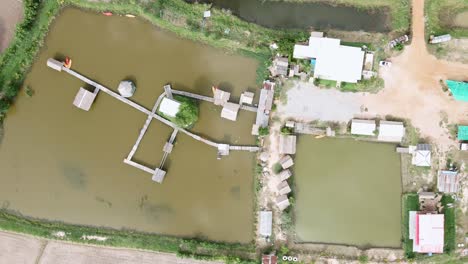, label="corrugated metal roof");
[159,97,180,118]
[437,170,459,193]
[259,211,272,237]
[351,119,376,136]
[446,80,468,101]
